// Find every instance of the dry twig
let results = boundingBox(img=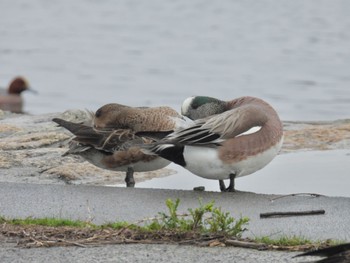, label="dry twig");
[260,210,325,219]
